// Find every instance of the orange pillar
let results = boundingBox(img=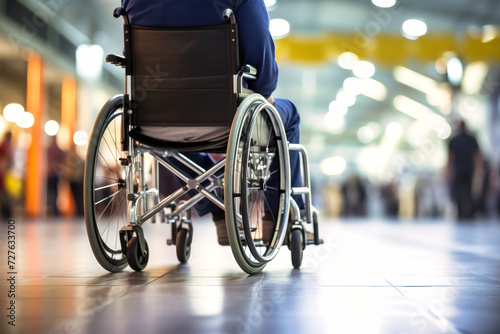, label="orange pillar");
[25,54,44,217]
[60,77,77,149]
[59,77,77,216]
